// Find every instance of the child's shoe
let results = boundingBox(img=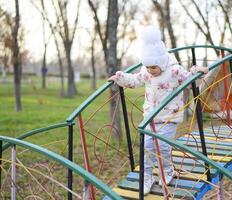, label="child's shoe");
[158,169,175,186]
[144,173,155,195]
